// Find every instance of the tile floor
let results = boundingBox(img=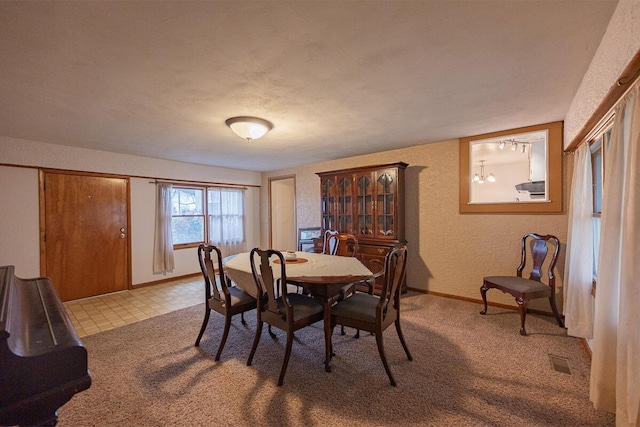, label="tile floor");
[63,276,203,338]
